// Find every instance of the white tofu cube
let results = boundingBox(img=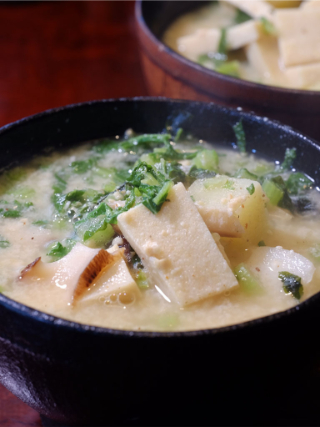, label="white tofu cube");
[117,183,238,307]
[188,175,268,239]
